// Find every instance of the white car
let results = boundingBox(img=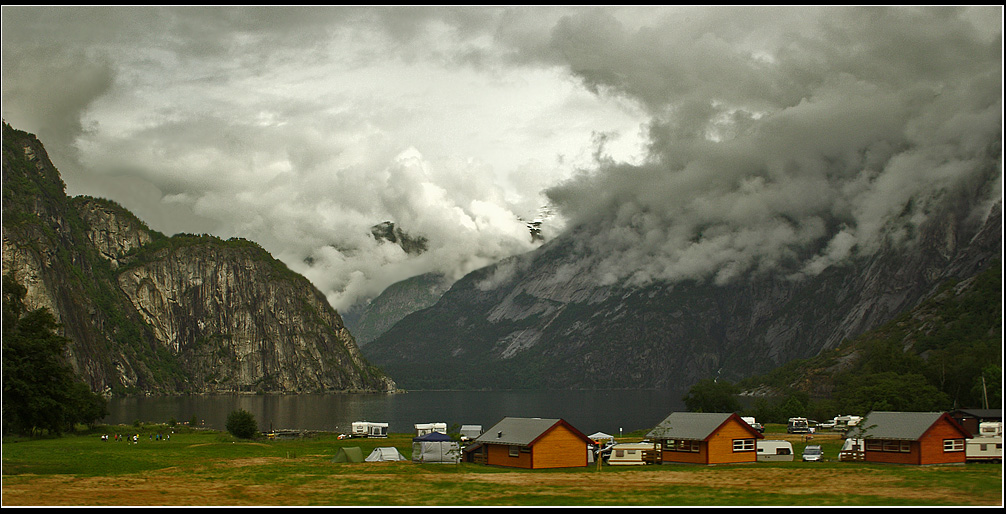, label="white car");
[802,445,823,462]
